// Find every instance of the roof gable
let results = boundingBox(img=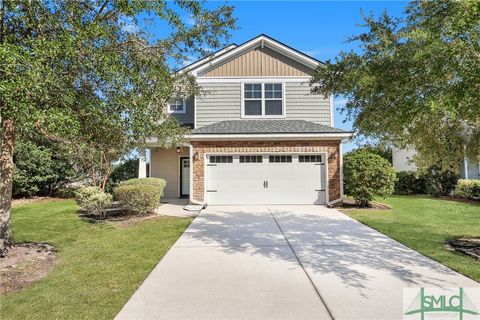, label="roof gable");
[188,34,321,77]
